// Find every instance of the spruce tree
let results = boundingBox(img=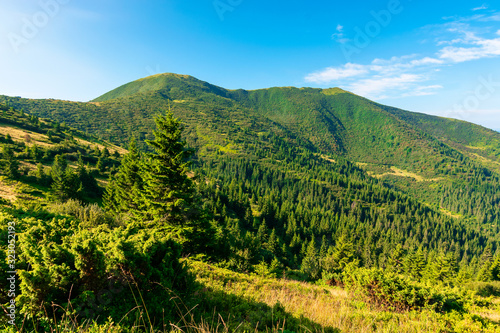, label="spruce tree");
[50,154,76,201]
[133,111,213,253]
[2,145,20,179]
[75,154,100,199]
[387,244,404,274]
[104,138,143,216]
[301,238,320,280]
[322,234,354,274]
[140,111,195,226]
[265,229,280,257]
[490,256,500,281]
